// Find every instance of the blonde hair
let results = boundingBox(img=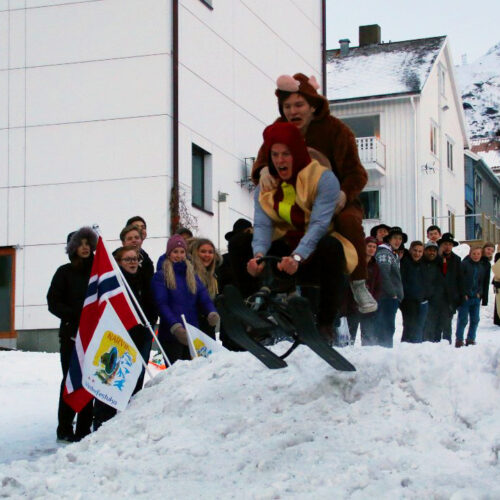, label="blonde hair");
[162,257,197,294]
[189,238,221,299]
